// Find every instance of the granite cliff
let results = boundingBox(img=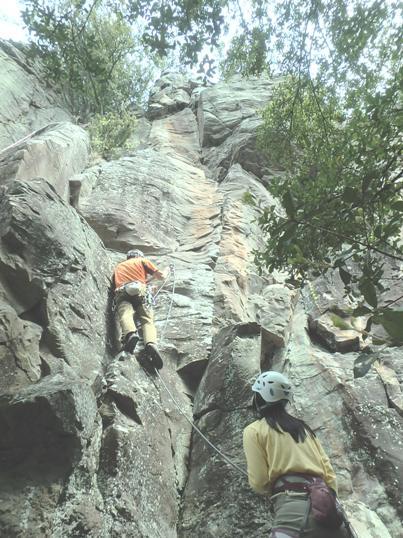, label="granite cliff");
[0,40,402,537]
